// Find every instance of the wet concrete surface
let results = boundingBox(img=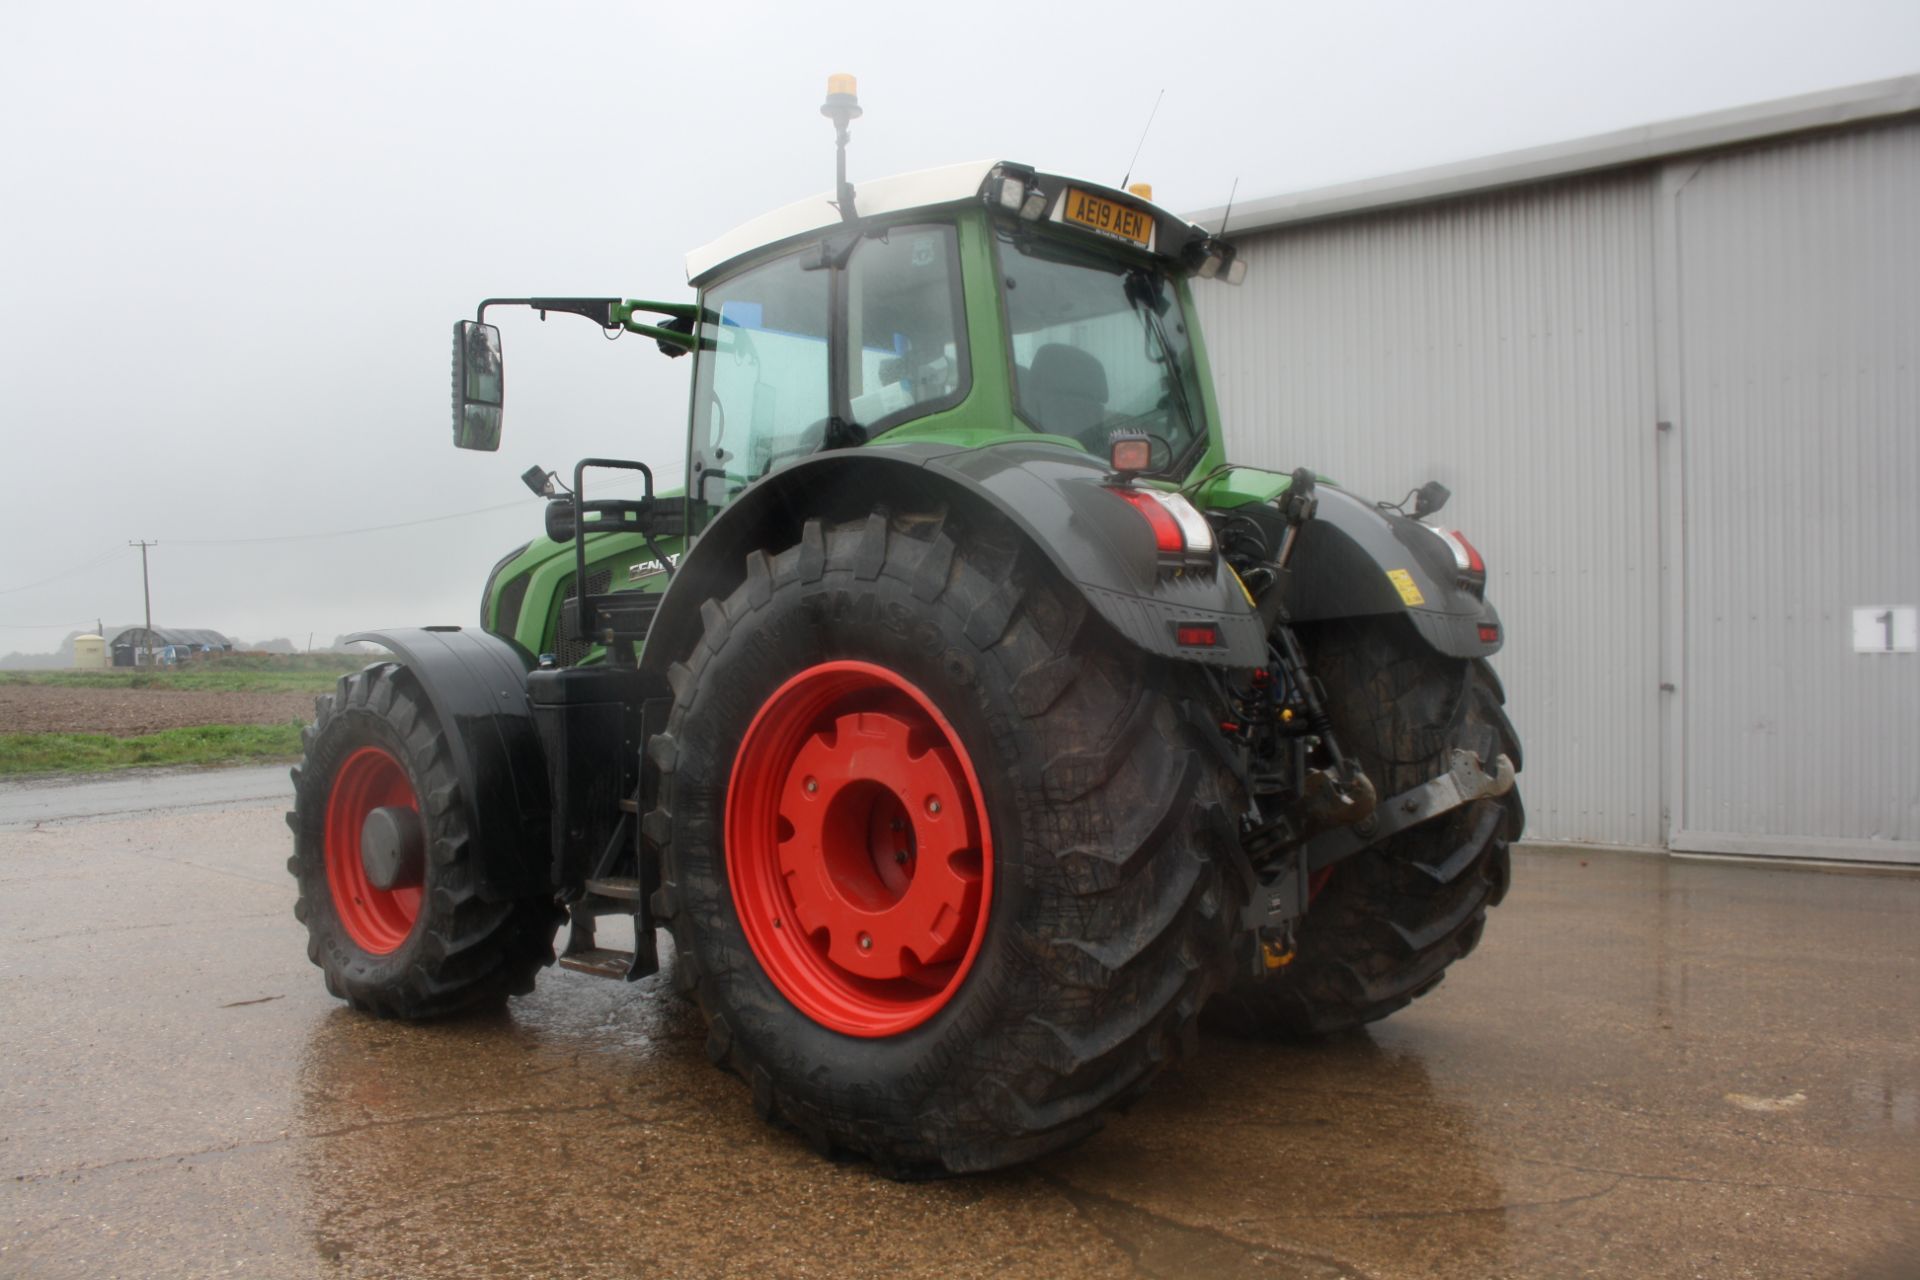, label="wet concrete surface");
[0,763,289,830]
[2,779,1916,1279]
